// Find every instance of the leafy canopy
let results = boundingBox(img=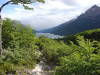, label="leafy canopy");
[10,0,45,10]
[0,0,45,11]
[11,0,45,4]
